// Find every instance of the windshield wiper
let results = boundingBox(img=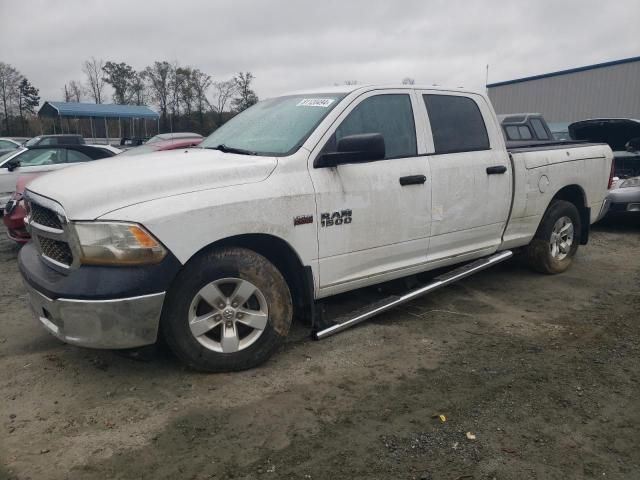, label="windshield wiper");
[206,144,257,156]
